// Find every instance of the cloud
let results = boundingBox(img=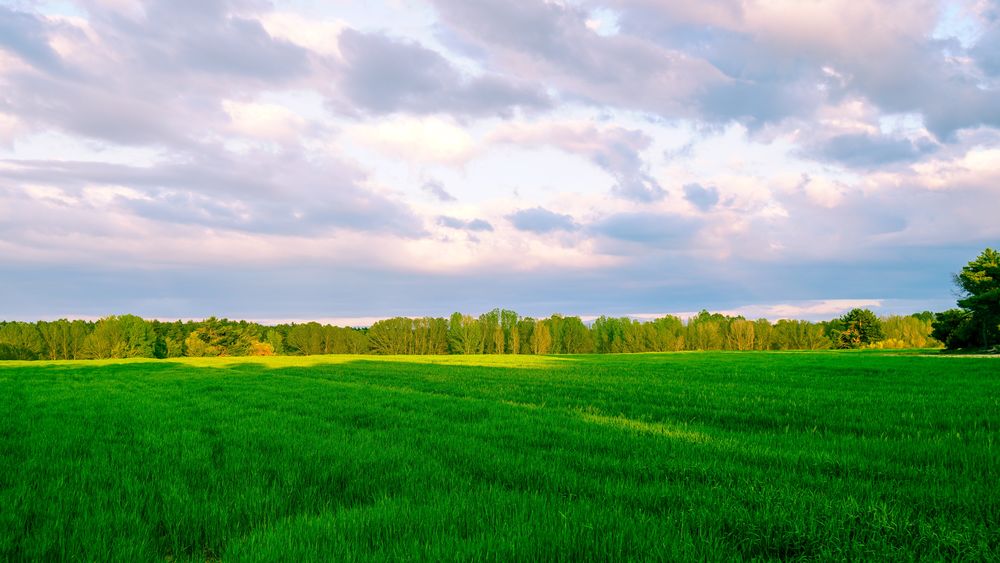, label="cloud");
[506,207,578,233]
[349,116,475,164]
[437,216,493,231]
[426,0,725,119]
[683,183,719,211]
[491,122,664,201]
[0,0,997,321]
[169,15,310,80]
[331,29,551,117]
[0,6,66,74]
[0,112,24,147]
[0,146,425,238]
[591,212,697,245]
[972,23,1000,76]
[222,99,307,143]
[0,0,318,149]
[718,299,885,321]
[421,179,457,202]
[259,12,346,58]
[805,132,938,168]
[608,0,1000,137]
